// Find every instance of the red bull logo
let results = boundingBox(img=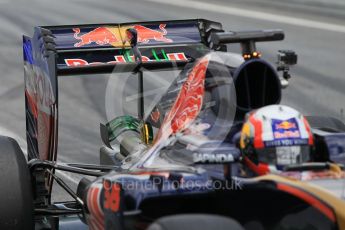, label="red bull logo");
[133,24,173,43]
[275,121,297,130]
[73,27,119,47]
[272,118,300,139]
[64,52,188,67]
[274,130,300,139]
